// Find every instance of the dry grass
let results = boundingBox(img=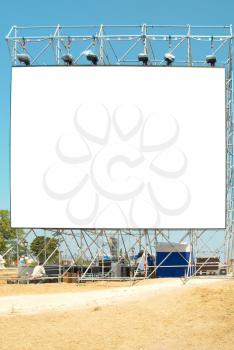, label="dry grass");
[0,279,233,349]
